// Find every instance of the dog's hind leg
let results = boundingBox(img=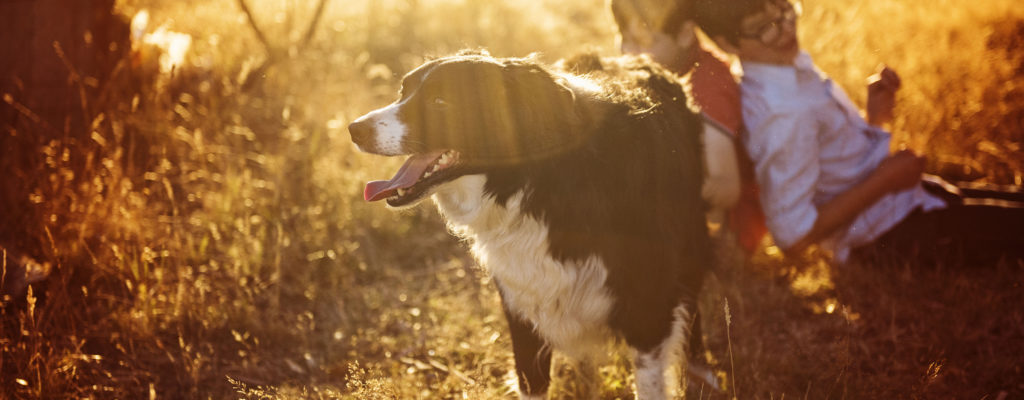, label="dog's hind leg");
[633,303,692,400]
[502,300,552,399]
